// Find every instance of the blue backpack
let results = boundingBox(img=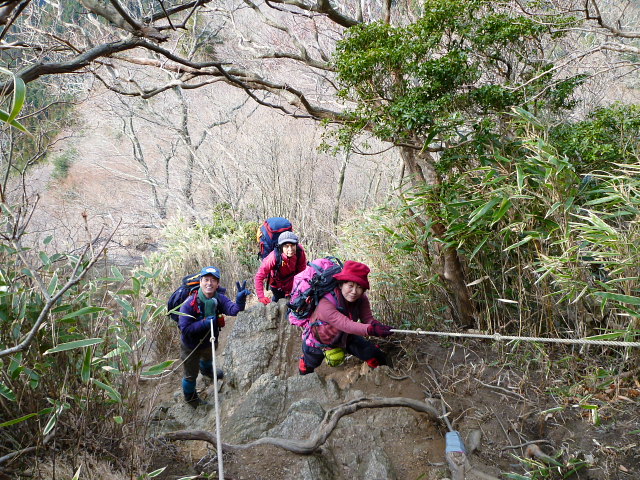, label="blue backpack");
[257,217,292,260]
[167,273,200,322]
